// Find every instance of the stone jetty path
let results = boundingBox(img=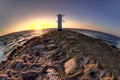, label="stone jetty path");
[0,30,120,80]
